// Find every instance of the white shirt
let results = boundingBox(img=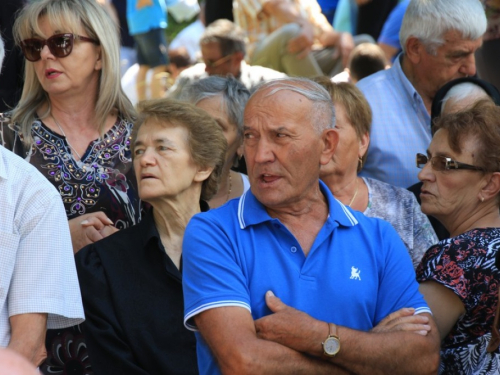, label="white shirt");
[0,145,84,347]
